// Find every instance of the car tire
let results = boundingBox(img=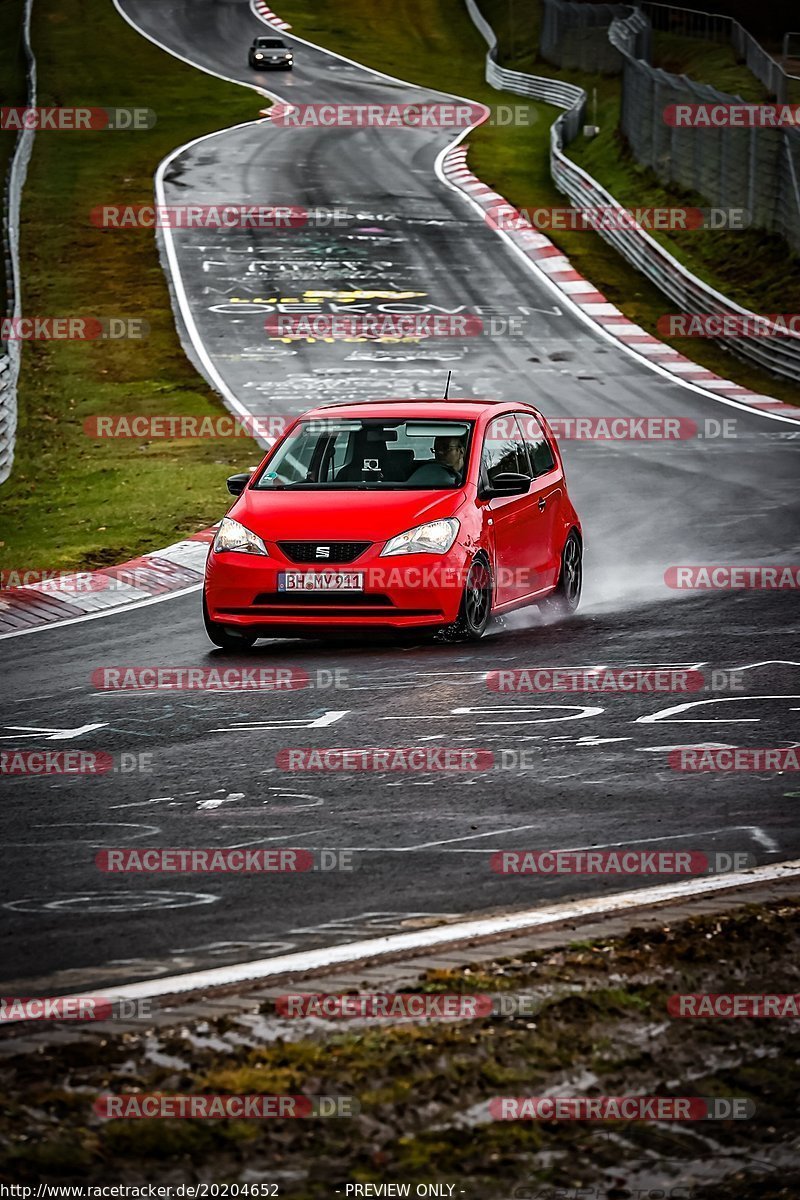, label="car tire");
[203,596,258,651]
[541,530,582,619]
[440,556,492,642]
